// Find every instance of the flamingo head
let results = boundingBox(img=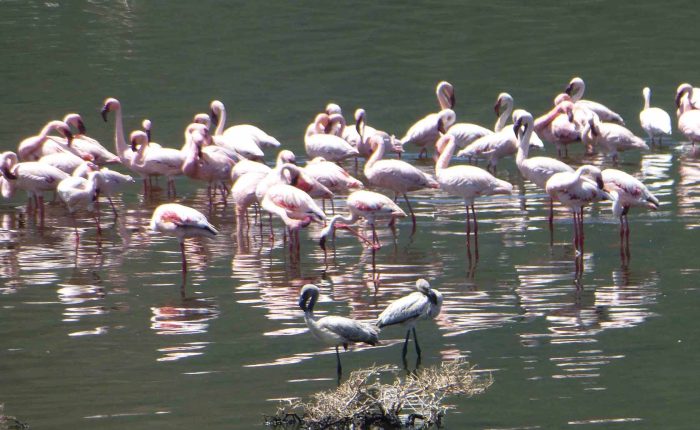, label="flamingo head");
[325,103,342,116]
[63,113,86,135]
[298,284,319,312]
[129,130,148,152]
[437,81,455,109]
[55,122,74,145]
[675,83,693,107]
[101,98,120,122]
